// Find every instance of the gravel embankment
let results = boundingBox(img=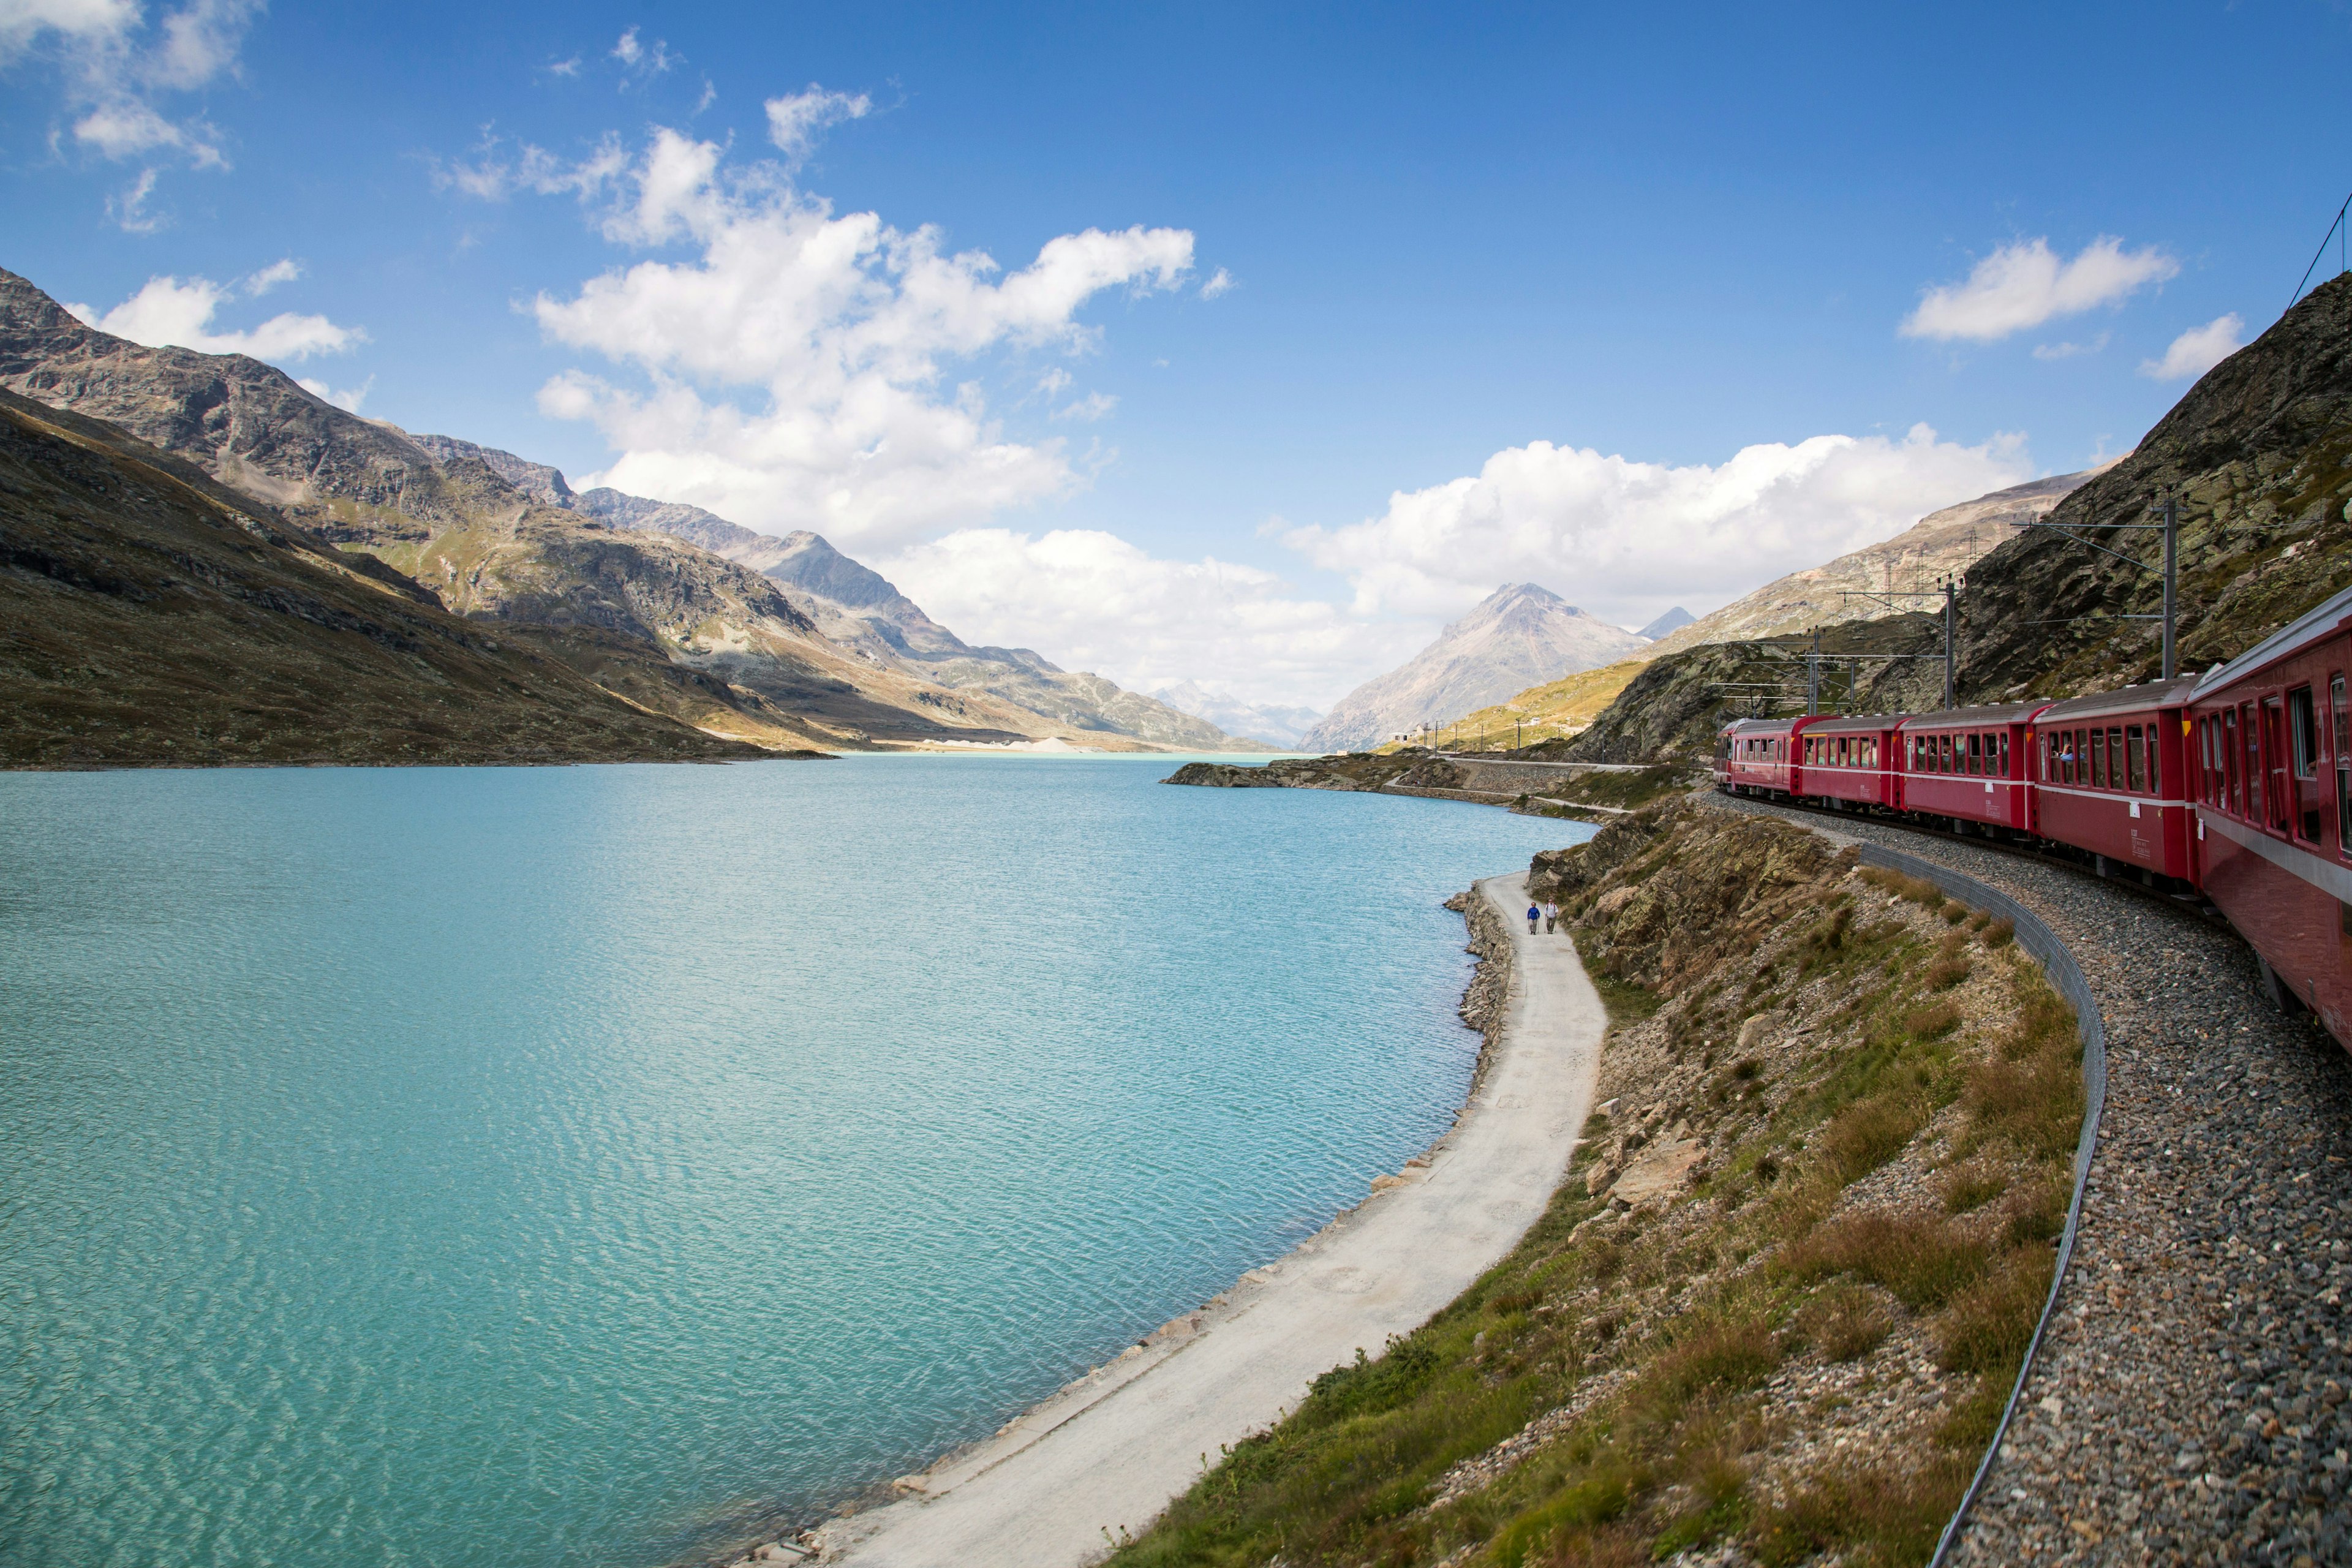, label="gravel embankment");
[1714,794,2352,1565]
